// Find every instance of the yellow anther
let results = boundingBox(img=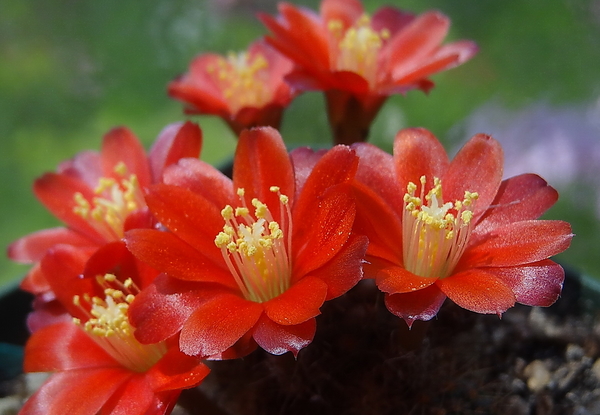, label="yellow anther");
[269,186,280,193]
[221,205,234,220]
[114,161,127,176]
